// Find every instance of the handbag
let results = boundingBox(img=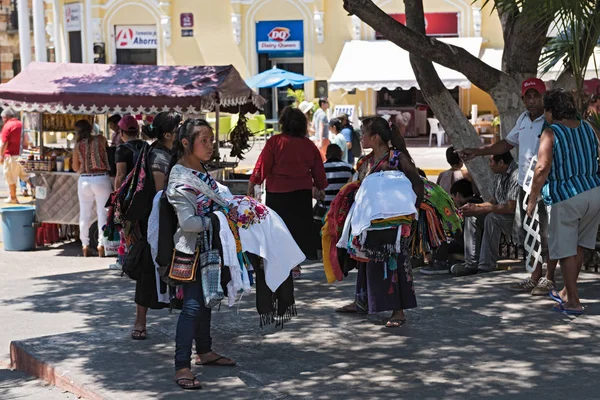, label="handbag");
[198,217,224,308]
